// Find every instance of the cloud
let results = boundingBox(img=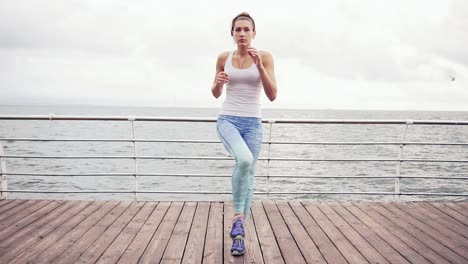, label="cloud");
[0,0,467,110]
[258,0,467,84]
